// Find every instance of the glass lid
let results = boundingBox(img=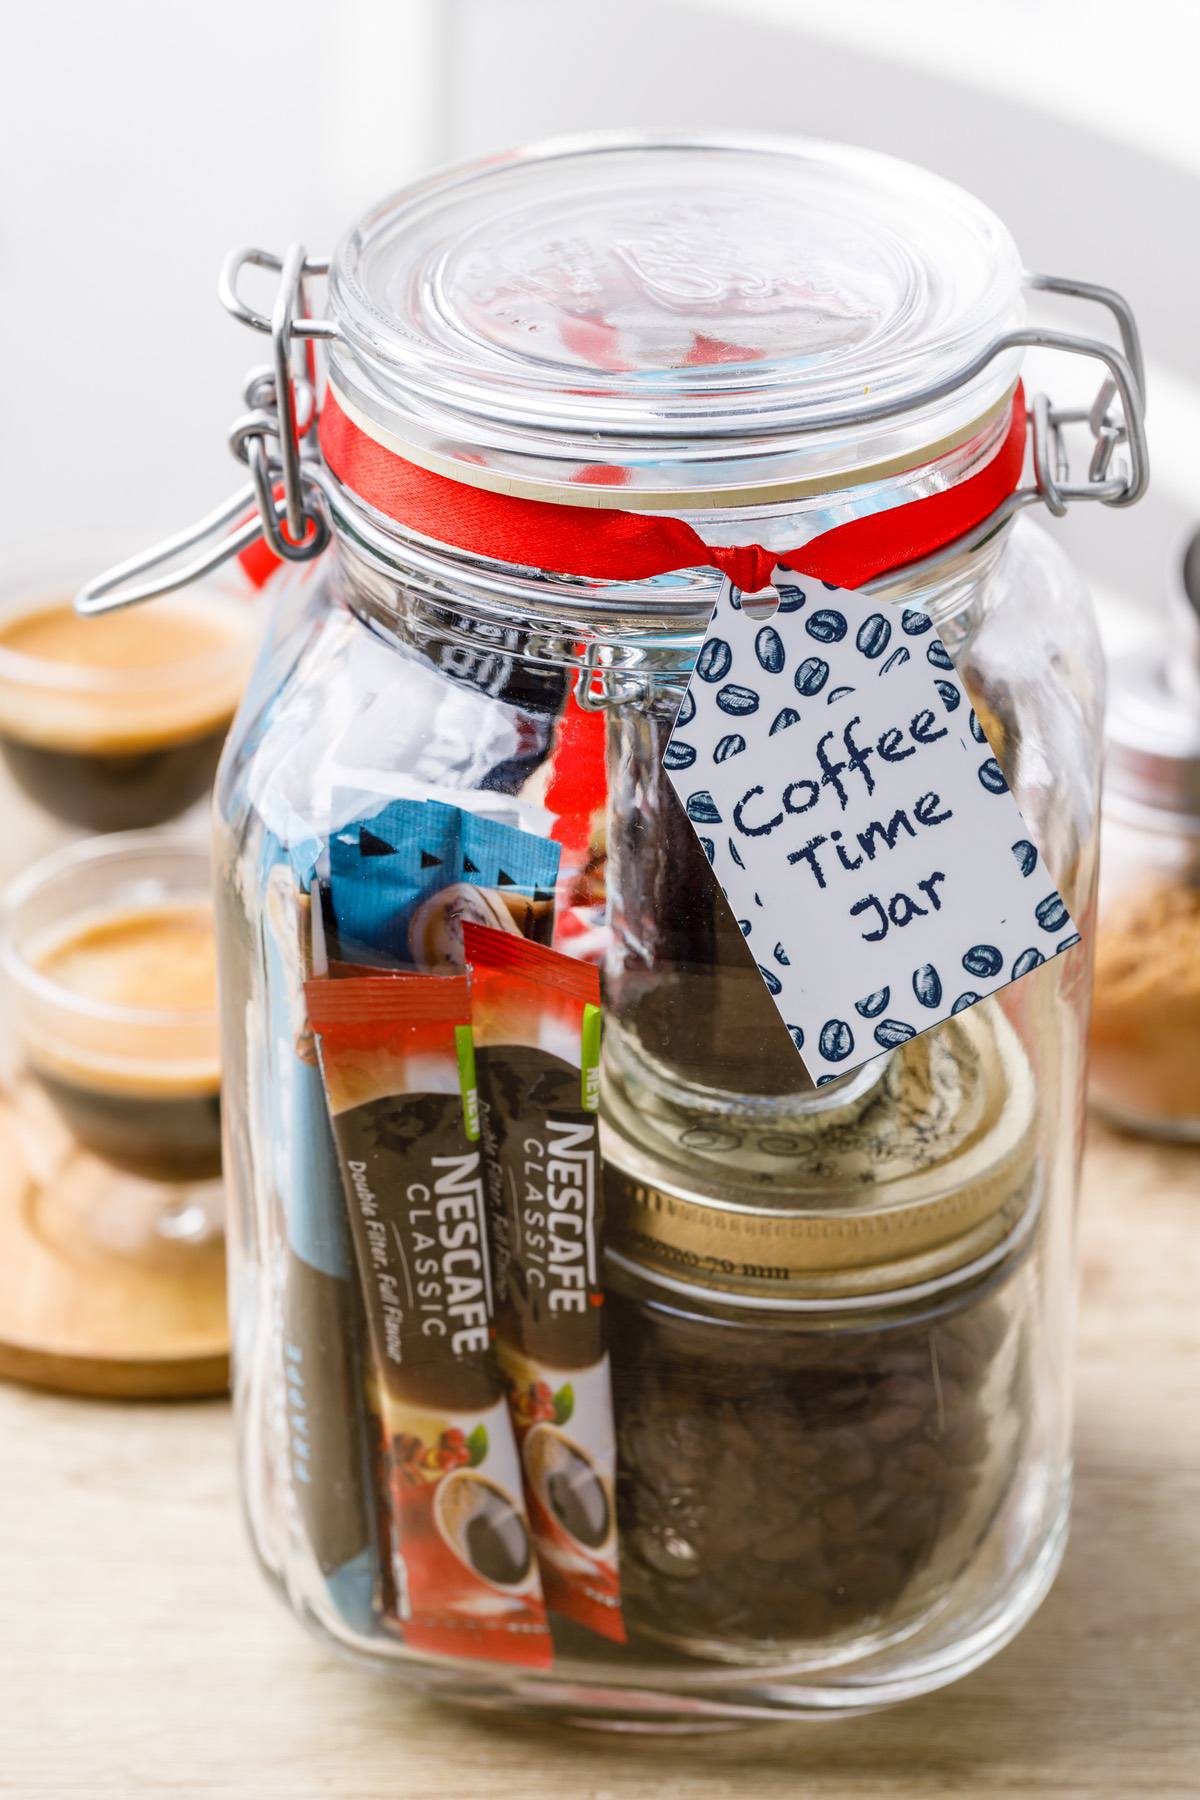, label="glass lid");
[328,133,1025,502]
